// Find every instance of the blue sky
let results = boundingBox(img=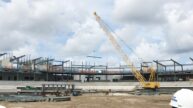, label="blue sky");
[0,0,193,66]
